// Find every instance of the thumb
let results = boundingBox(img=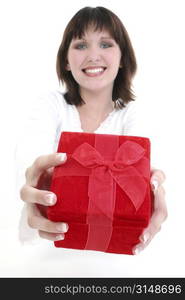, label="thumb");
[26,152,67,187]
